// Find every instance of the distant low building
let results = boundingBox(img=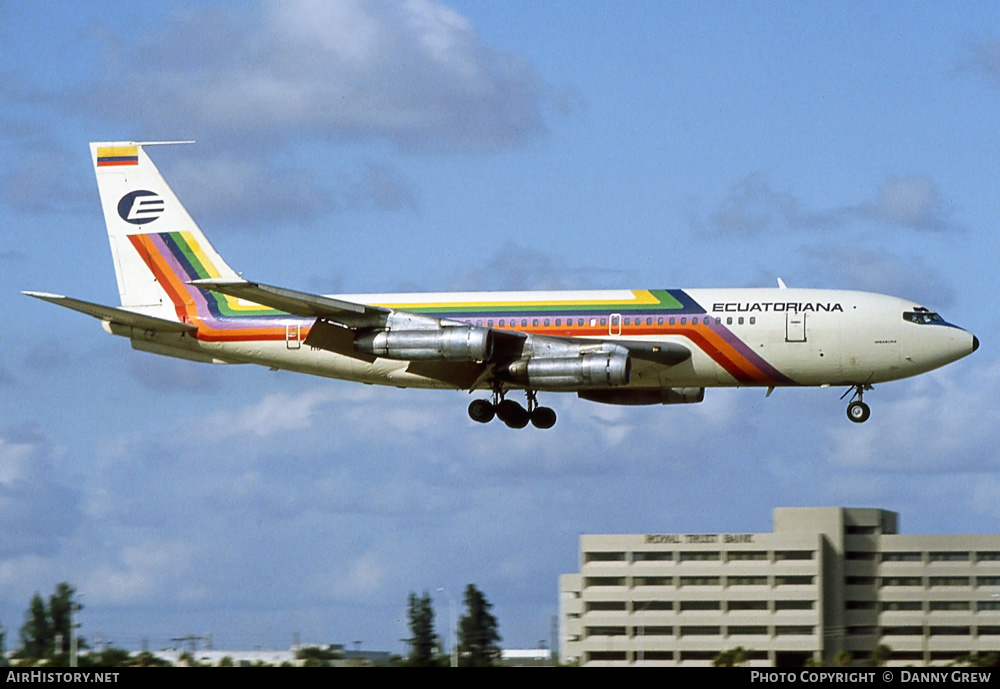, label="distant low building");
[560,507,1000,666]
